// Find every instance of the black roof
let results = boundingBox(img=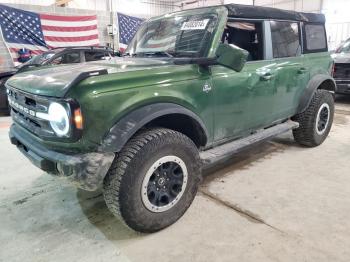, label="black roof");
[225,4,325,23]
